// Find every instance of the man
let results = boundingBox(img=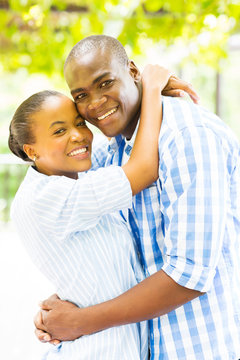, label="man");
[35,35,240,359]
